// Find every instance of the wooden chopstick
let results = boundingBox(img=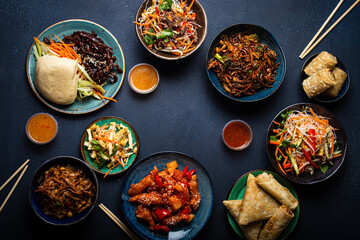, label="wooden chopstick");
[98,203,140,240]
[0,165,28,212]
[299,0,344,58]
[300,0,360,59]
[0,159,30,192]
